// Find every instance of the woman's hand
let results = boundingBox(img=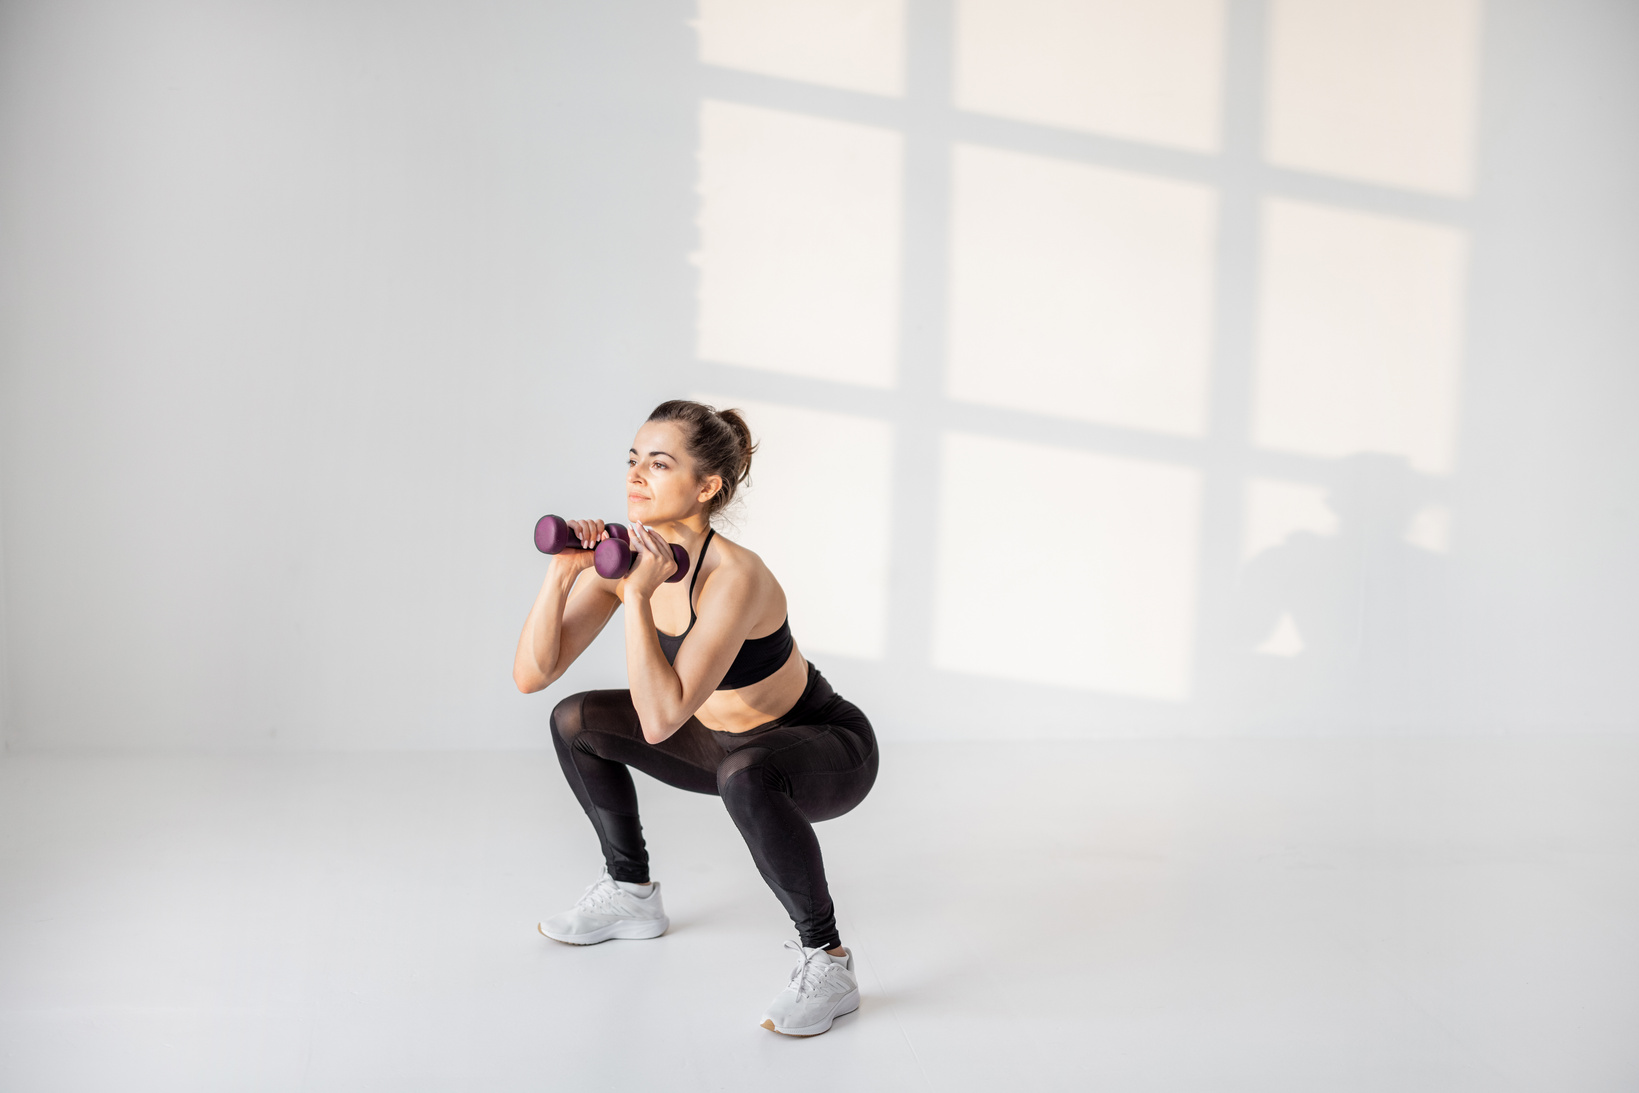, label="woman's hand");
[622,519,679,600]
[546,518,607,578]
